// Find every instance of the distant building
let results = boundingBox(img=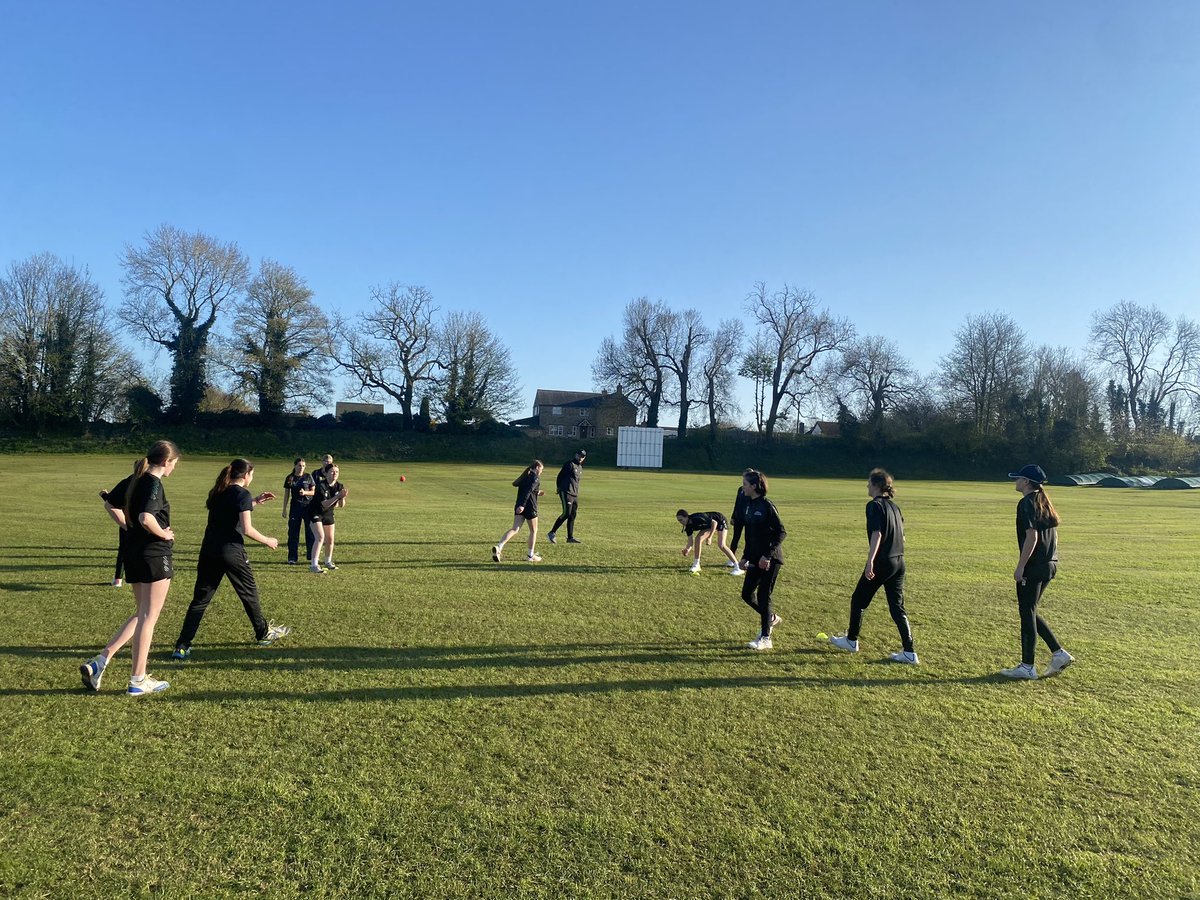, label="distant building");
[335,401,385,419]
[510,389,637,438]
[809,420,841,437]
